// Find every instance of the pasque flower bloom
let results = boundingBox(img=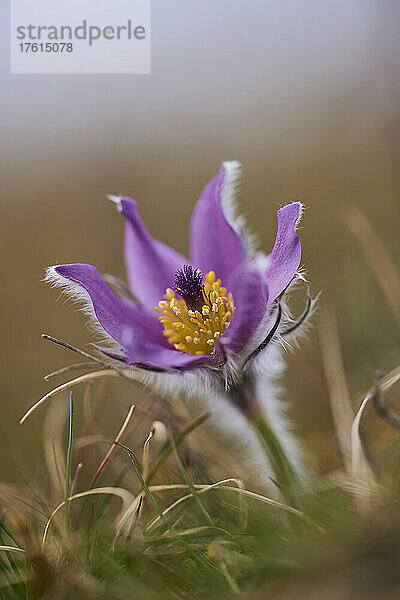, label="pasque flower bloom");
[47,162,301,373]
[46,162,312,490]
